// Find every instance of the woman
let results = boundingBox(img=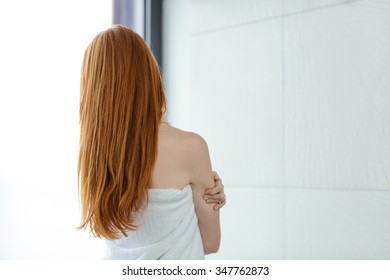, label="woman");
[78,25,226,259]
